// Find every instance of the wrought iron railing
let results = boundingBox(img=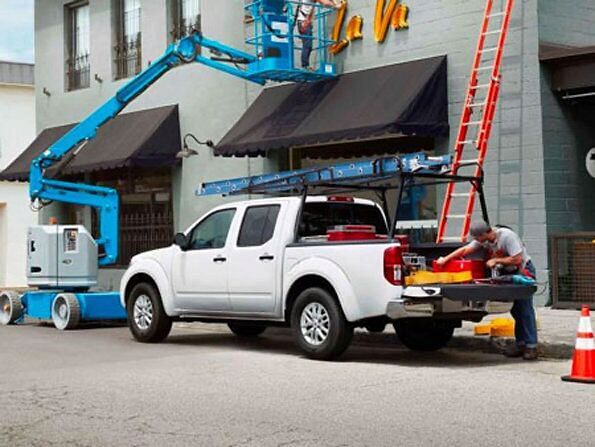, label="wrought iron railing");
[551,232,595,309]
[170,17,201,41]
[66,53,90,91]
[114,34,142,80]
